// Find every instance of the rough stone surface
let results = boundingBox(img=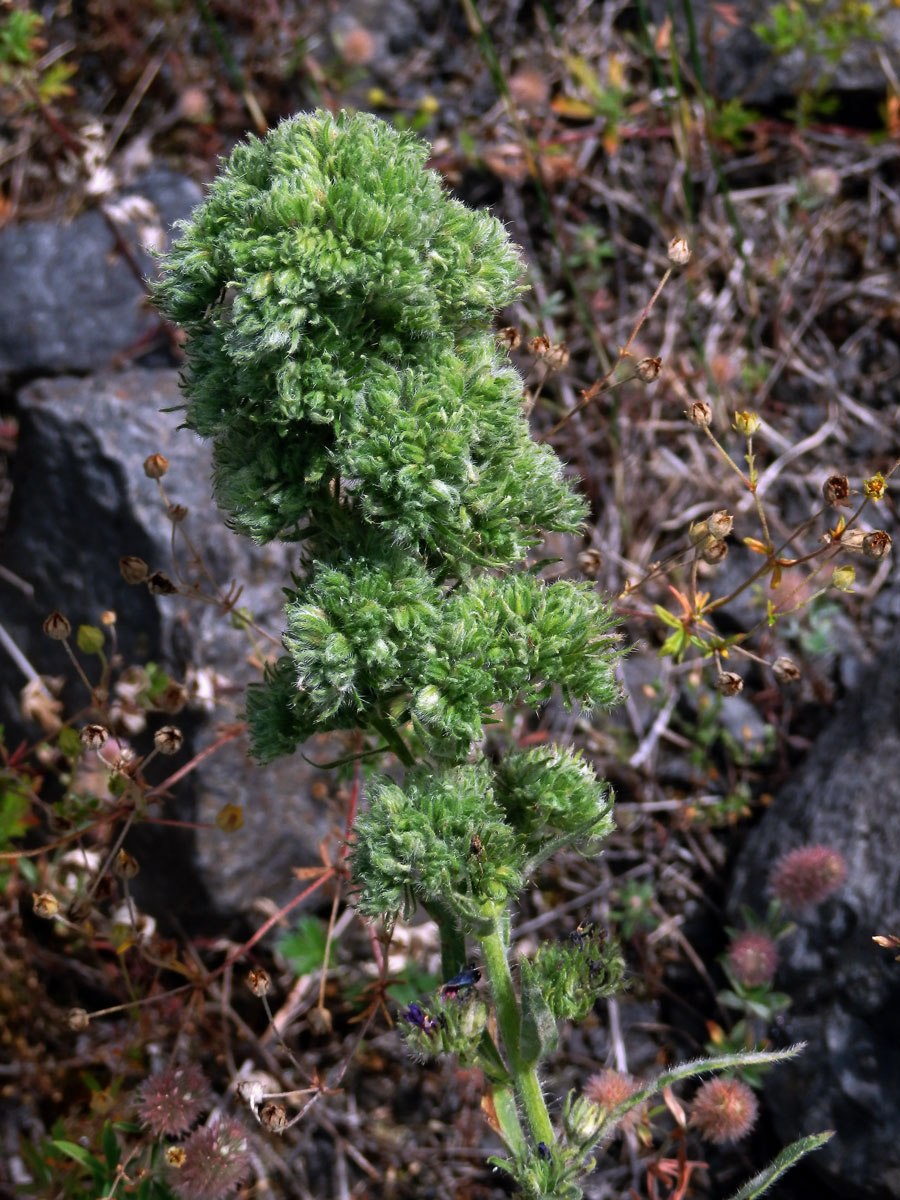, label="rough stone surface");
[728,640,900,1199]
[0,169,203,376]
[643,0,900,105]
[2,369,335,925]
